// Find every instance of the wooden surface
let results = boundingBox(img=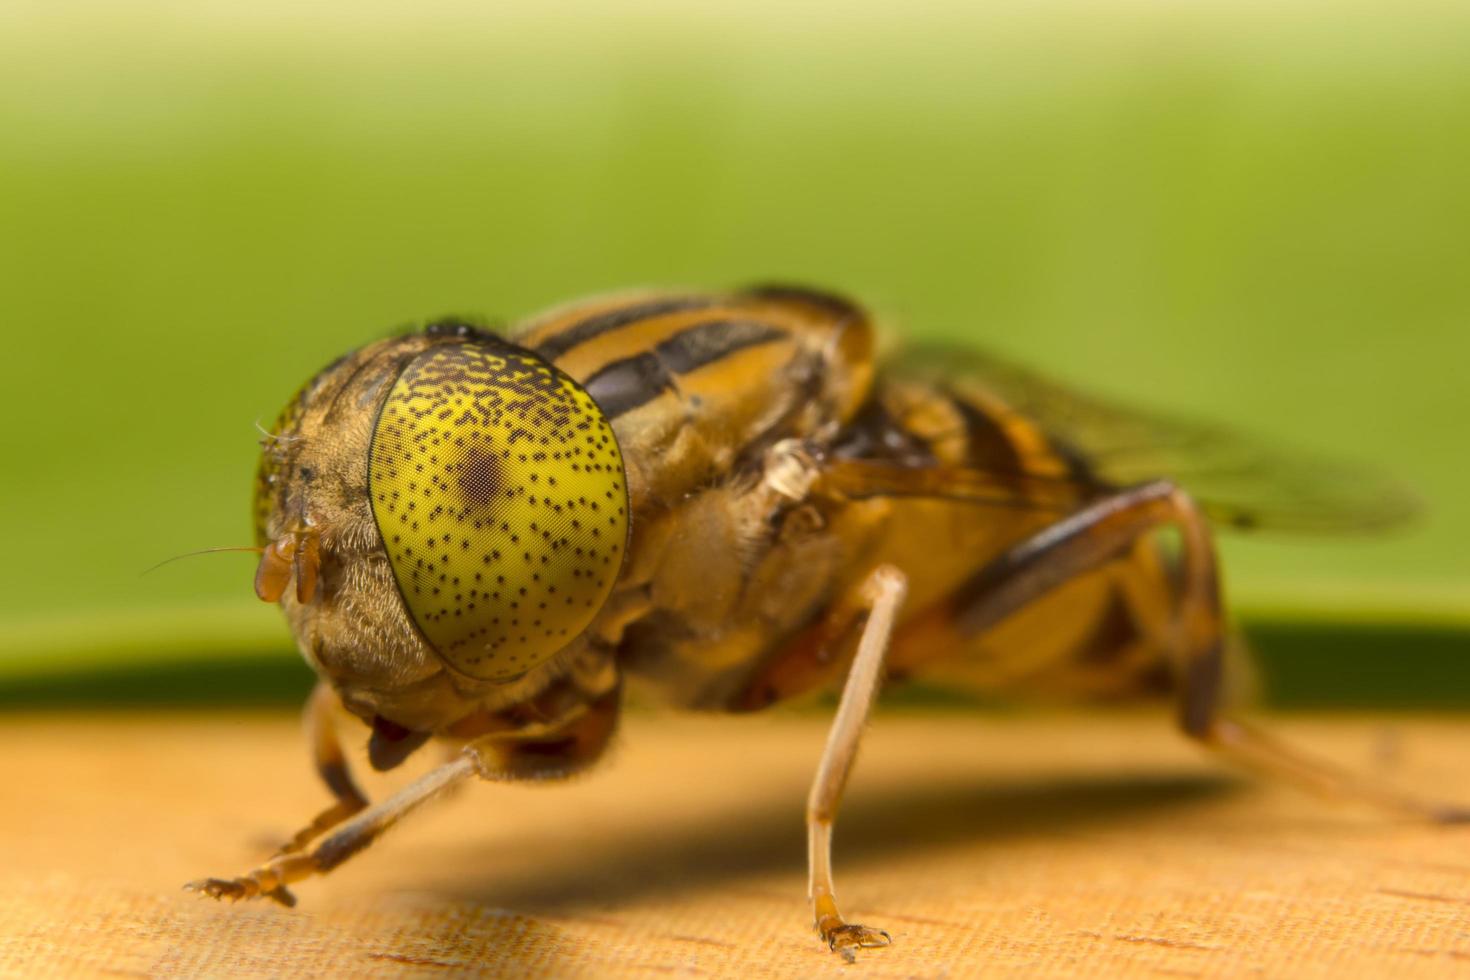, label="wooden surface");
[4,709,1470,977]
